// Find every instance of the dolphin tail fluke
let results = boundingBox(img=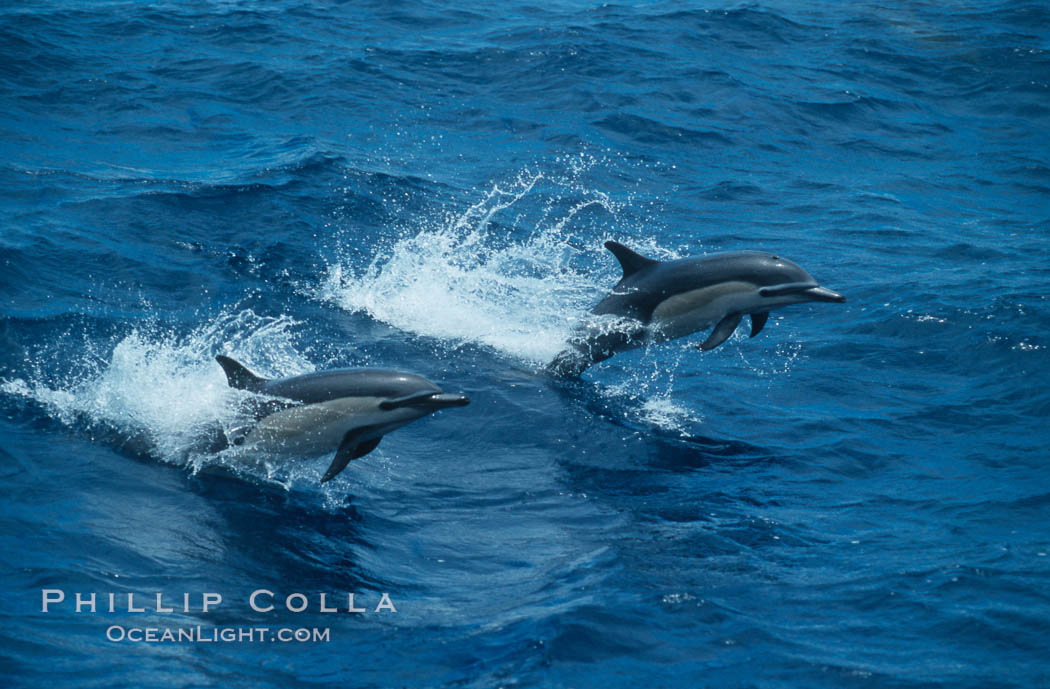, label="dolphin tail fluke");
[321,428,383,483]
[749,312,769,337]
[546,348,593,378]
[604,240,659,280]
[547,325,644,377]
[215,355,269,392]
[698,314,743,351]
